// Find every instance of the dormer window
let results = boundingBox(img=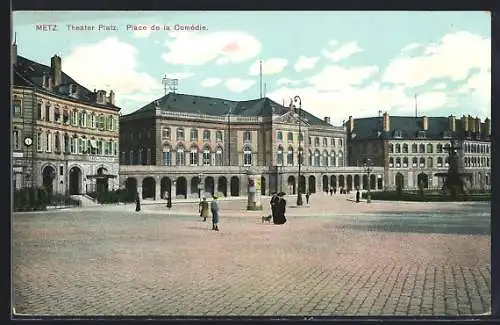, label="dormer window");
[417,131,426,138]
[393,130,403,138]
[442,131,451,139]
